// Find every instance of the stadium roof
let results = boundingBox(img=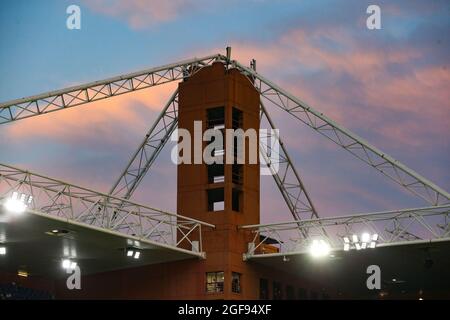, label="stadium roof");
[0,207,199,279]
